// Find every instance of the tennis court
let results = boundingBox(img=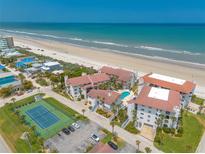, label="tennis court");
[19,99,75,139]
[26,105,60,129]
